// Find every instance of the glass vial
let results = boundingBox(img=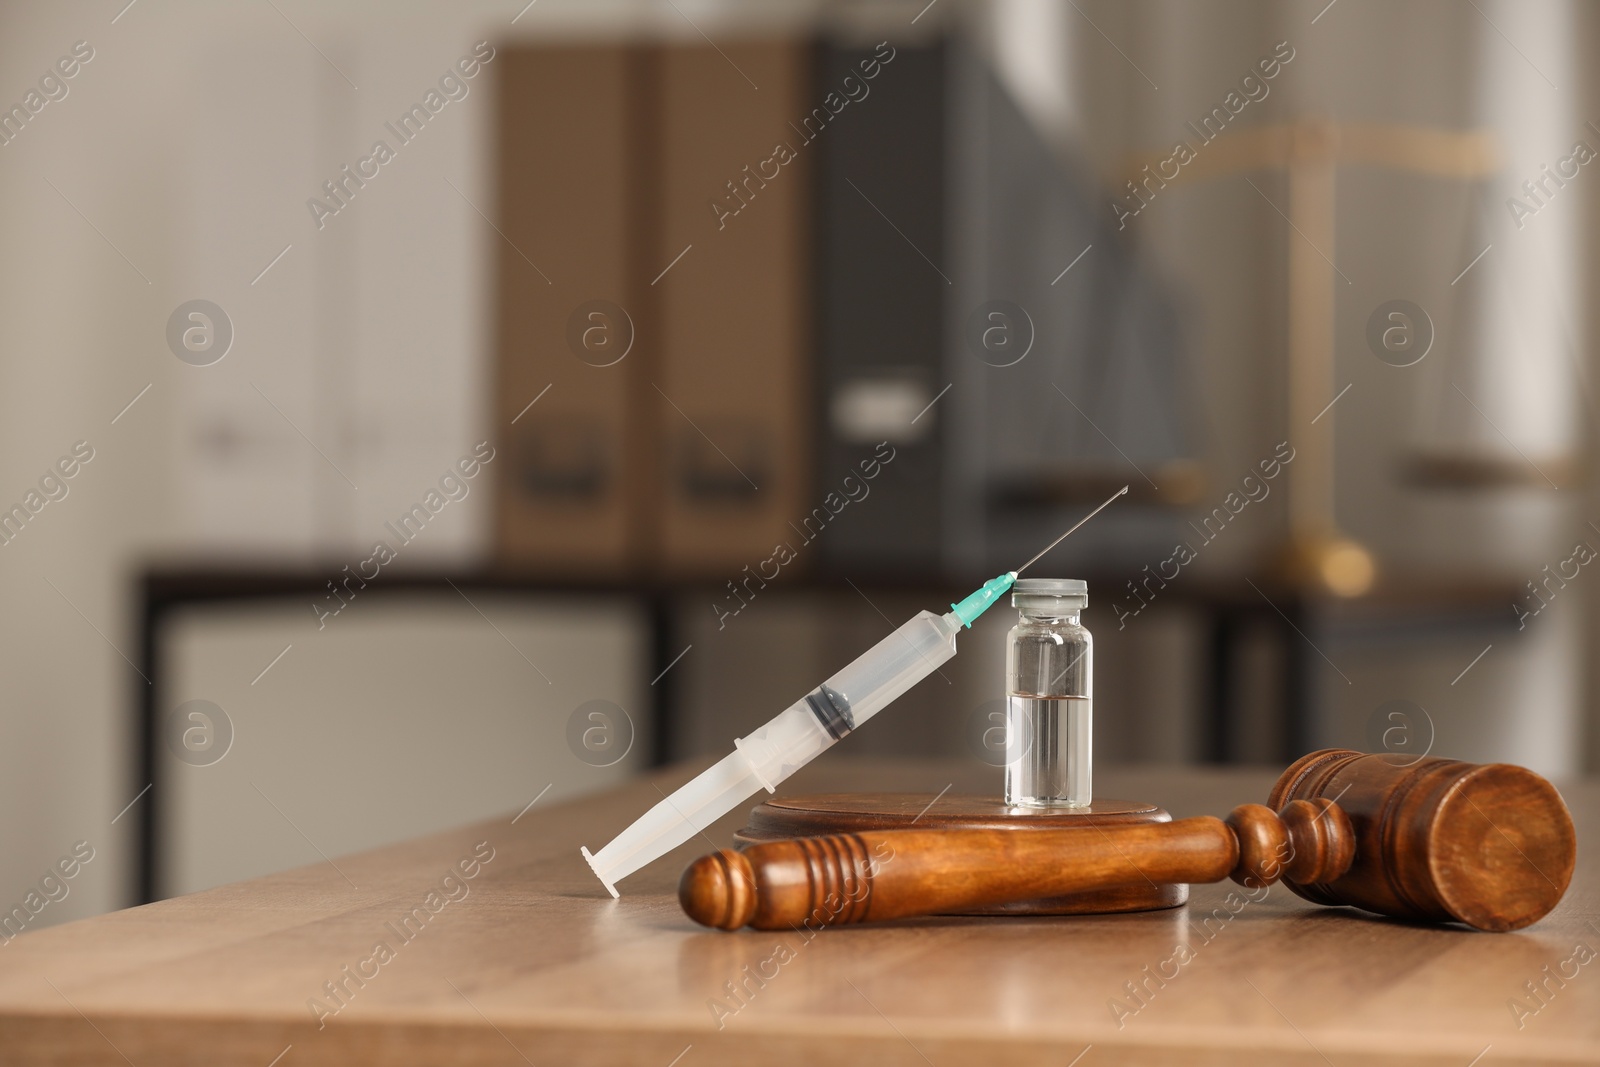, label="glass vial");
[1005,578,1092,807]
